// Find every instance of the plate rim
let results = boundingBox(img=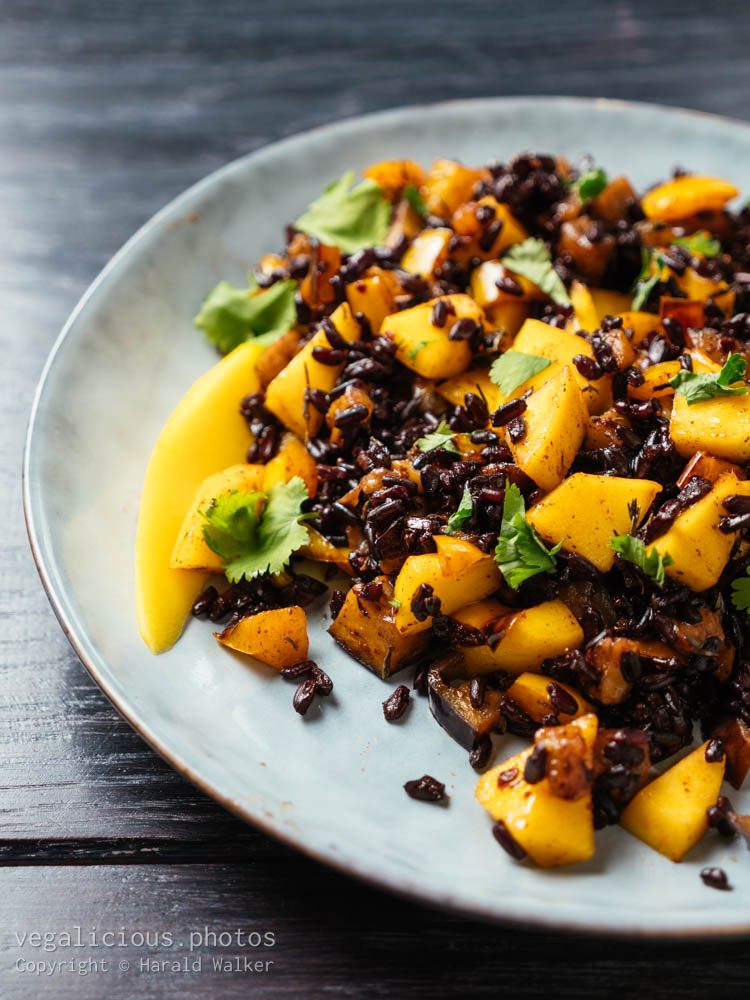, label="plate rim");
[23,94,750,939]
